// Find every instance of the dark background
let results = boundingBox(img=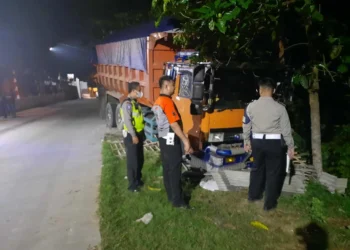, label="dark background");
[0,0,152,80]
